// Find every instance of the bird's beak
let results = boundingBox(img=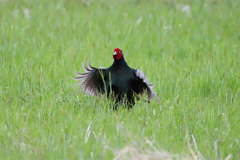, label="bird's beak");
[114,51,117,56]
